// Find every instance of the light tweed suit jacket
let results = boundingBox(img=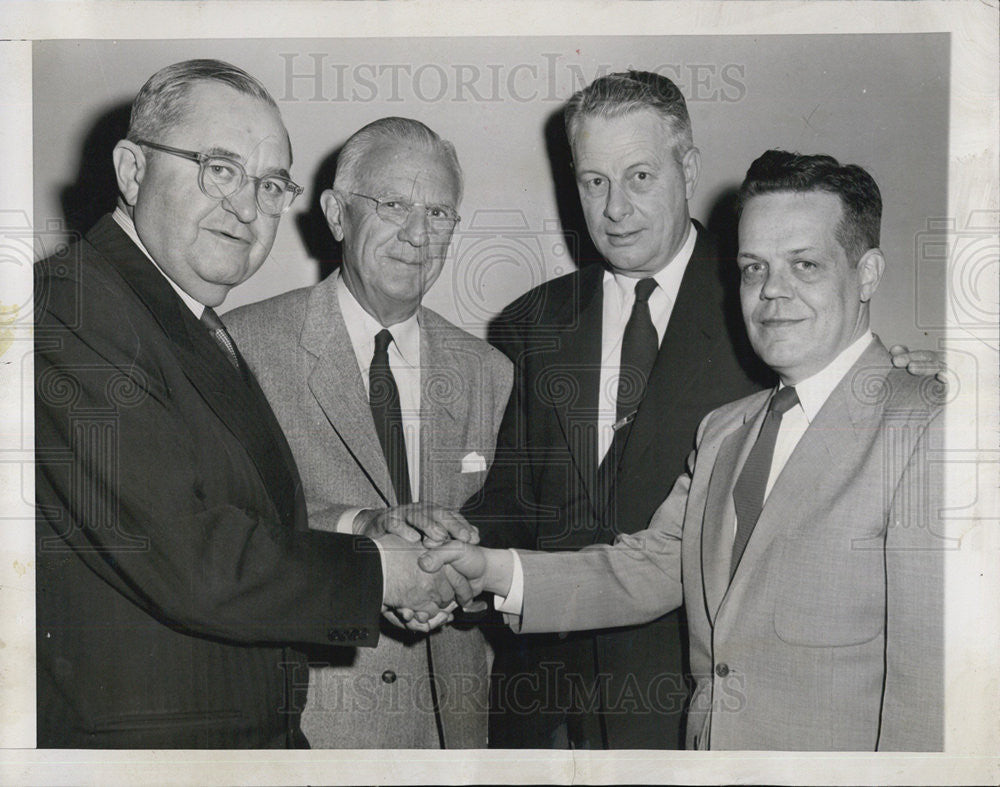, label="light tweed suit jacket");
[515,339,946,751]
[225,274,512,748]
